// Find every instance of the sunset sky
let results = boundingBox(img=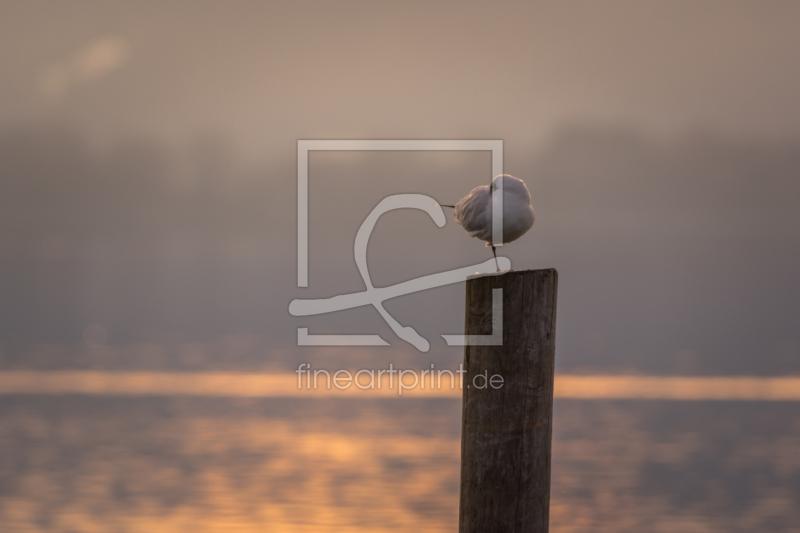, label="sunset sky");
[2,1,800,375]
